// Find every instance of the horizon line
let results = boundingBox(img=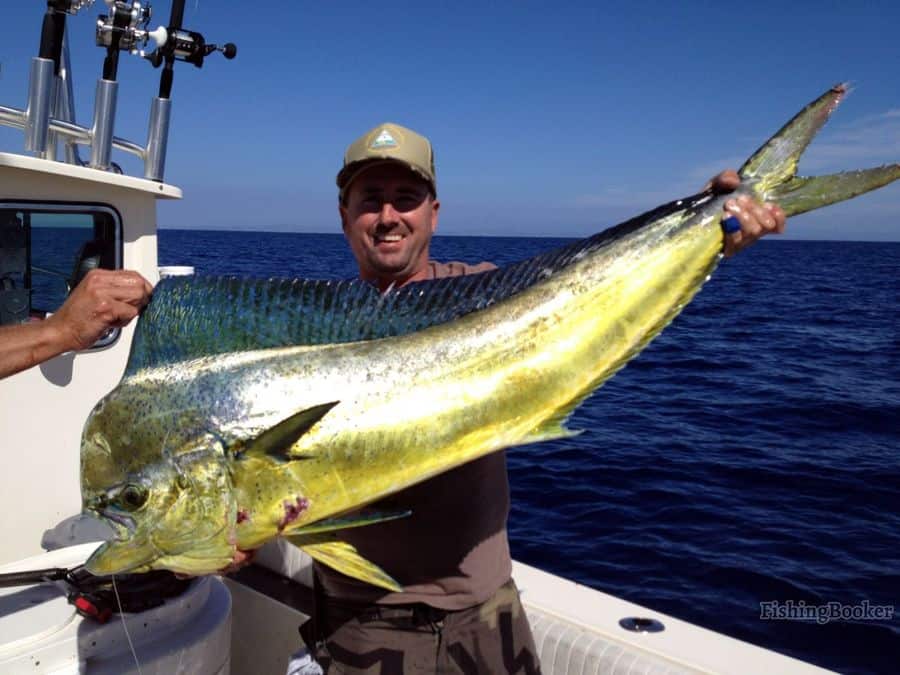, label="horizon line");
[157,225,900,244]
